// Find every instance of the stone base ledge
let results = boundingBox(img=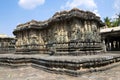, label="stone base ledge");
[0,53,120,76]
